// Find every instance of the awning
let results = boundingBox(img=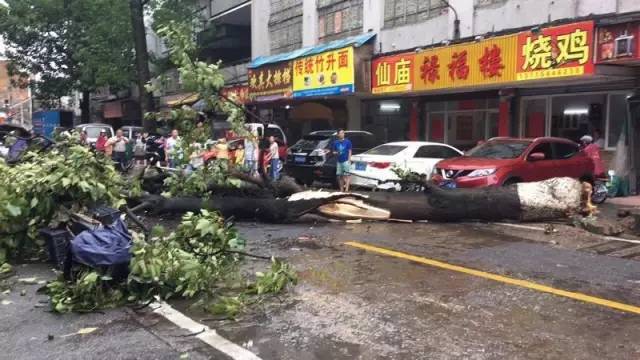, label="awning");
[165,93,200,107]
[248,32,376,68]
